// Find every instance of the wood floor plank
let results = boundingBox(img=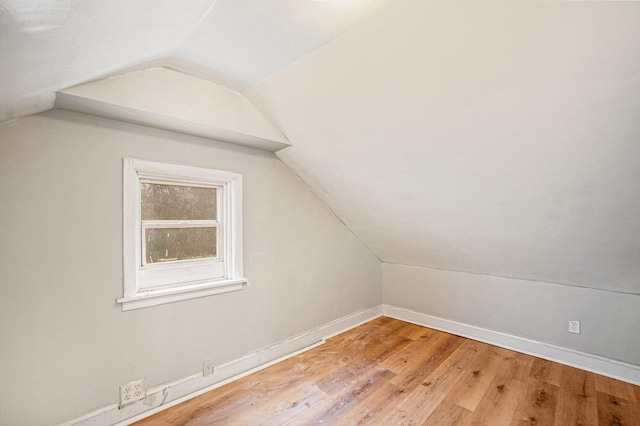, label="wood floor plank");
[553,366,599,426]
[336,321,413,370]
[452,369,495,412]
[378,334,488,424]
[492,347,536,382]
[442,338,492,372]
[509,378,559,426]
[379,329,446,373]
[449,343,519,414]
[595,374,638,403]
[596,391,640,426]
[377,356,468,424]
[389,333,466,391]
[134,317,640,426]
[529,357,564,387]
[301,368,396,425]
[468,345,518,382]
[466,376,528,425]
[330,381,405,425]
[424,399,473,425]
[395,320,438,340]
